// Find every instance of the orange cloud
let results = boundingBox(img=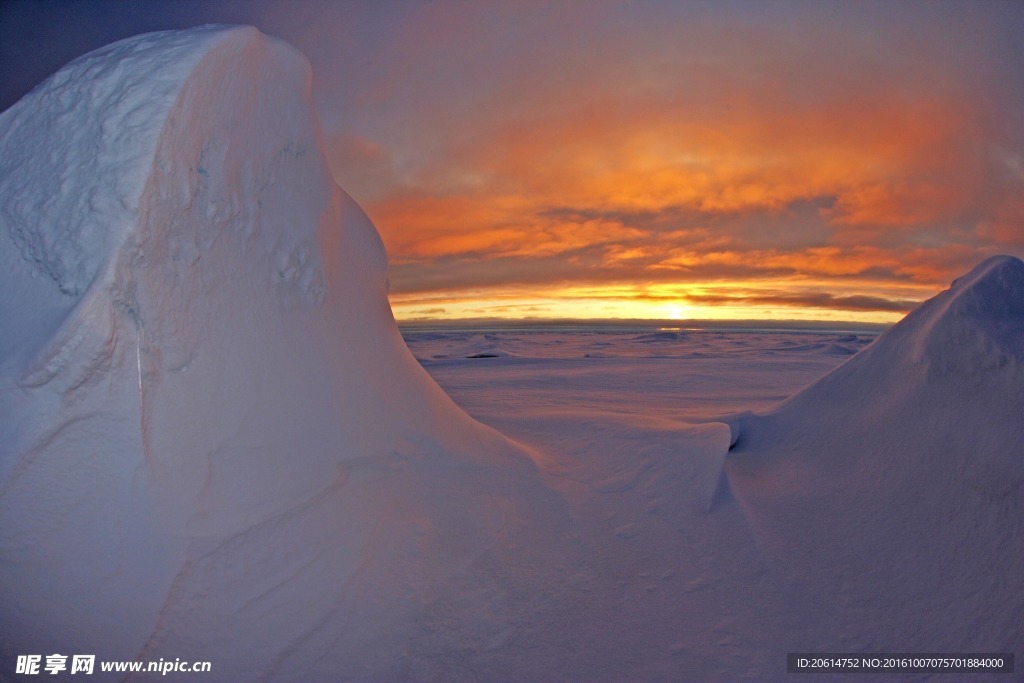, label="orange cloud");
[316,3,1024,322]
[373,192,649,262]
